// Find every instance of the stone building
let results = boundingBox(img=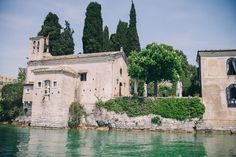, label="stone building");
[23,36,130,127]
[197,49,236,129]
